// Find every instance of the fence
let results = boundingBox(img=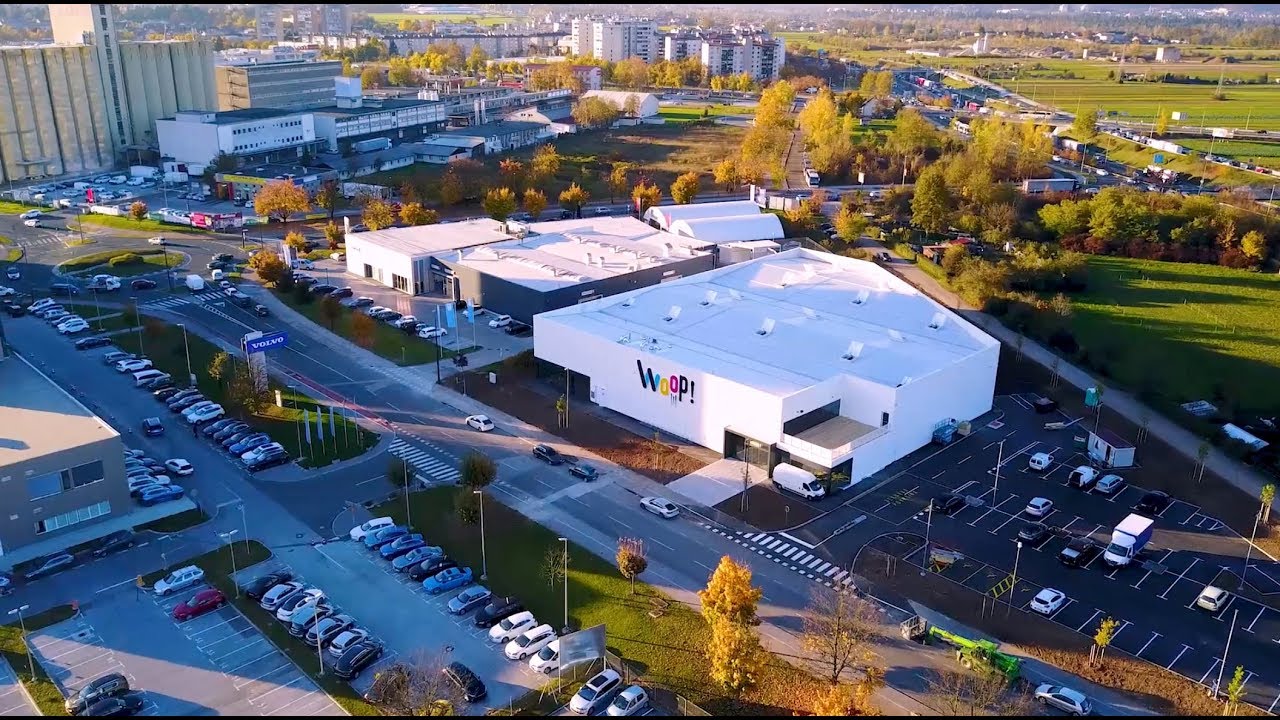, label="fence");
[604,649,711,716]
